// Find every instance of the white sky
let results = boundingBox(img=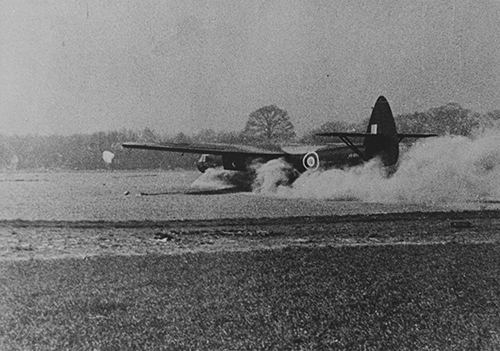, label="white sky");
[1,0,499,136]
